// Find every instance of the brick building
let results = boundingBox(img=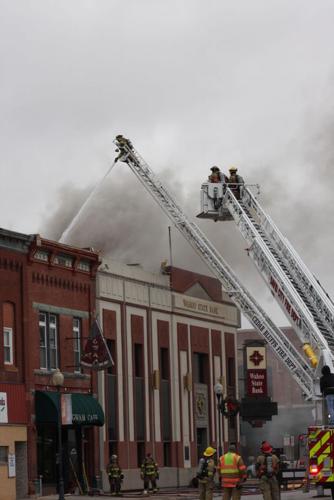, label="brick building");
[96,260,241,489]
[0,227,241,496]
[0,229,102,498]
